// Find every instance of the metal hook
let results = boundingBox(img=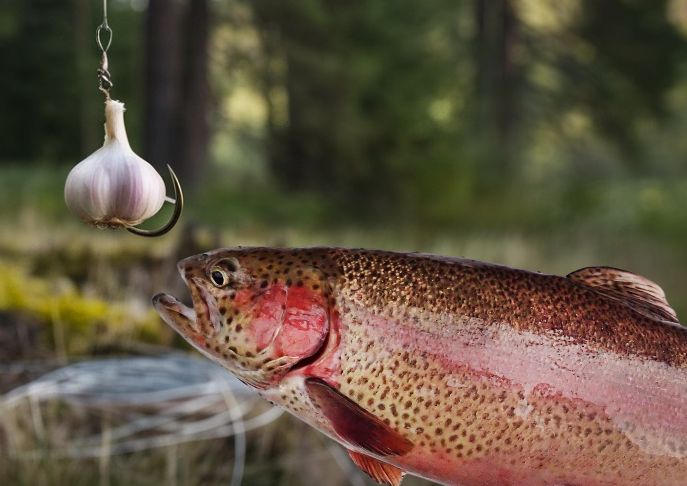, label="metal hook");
[127,165,184,238]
